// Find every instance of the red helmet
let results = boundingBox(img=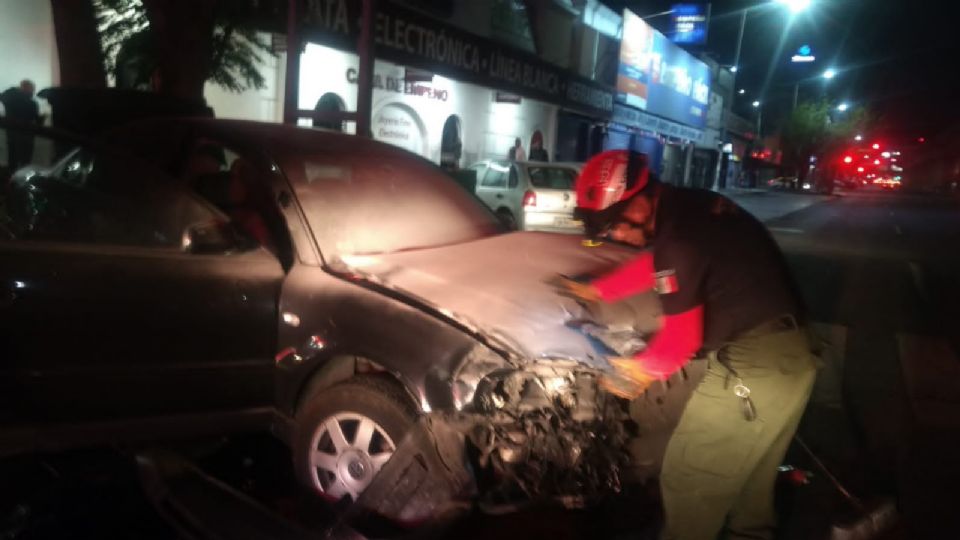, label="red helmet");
[574,150,650,237]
